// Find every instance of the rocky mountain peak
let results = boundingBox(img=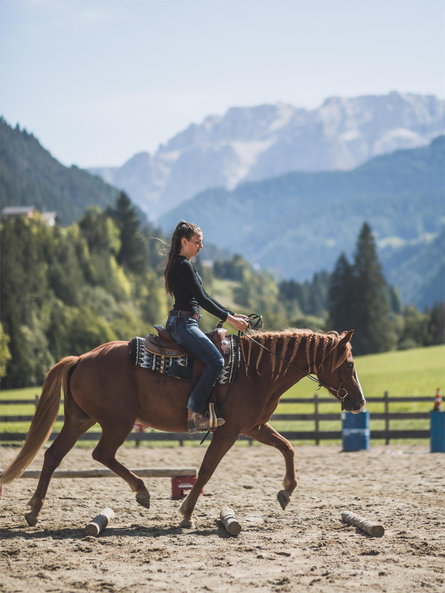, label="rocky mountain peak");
[89,92,445,220]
